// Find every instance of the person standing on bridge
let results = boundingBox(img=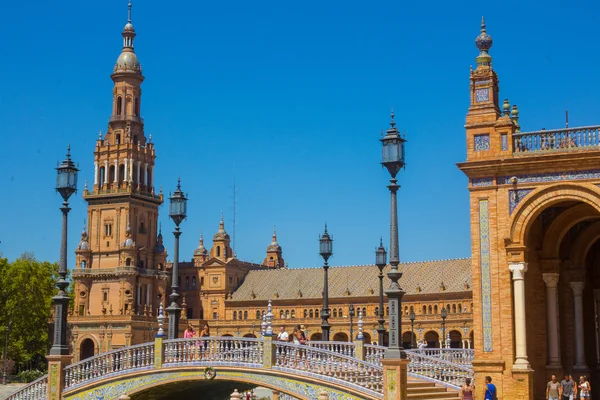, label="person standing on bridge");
[277,326,289,341]
[184,324,196,339]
